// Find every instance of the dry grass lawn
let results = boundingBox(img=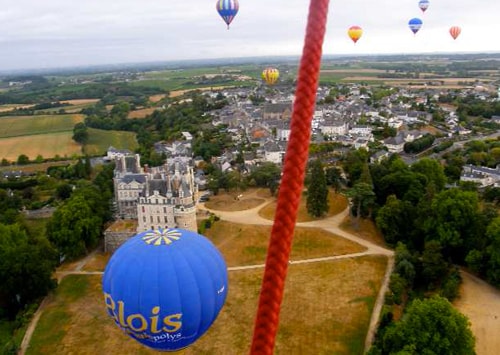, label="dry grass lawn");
[204,188,273,212]
[29,255,387,355]
[128,108,157,119]
[60,99,100,105]
[203,221,366,267]
[0,104,35,112]
[149,94,167,103]
[339,216,386,247]
[258,190,348,222]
